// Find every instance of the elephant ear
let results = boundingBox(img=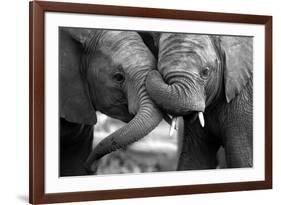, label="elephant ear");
[220,36,253,103]
[59,27,97,125]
